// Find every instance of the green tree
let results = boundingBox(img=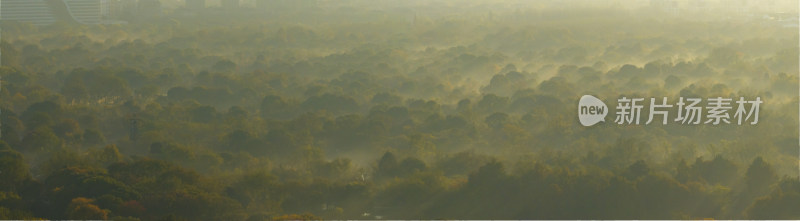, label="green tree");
[66,197,109,220]
[21,127,61,153]
[0,149,29,191]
